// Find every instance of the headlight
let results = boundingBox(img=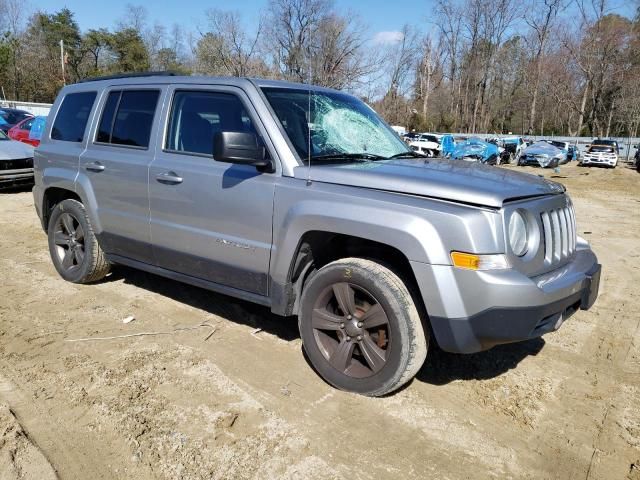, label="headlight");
[509,210,528,256]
